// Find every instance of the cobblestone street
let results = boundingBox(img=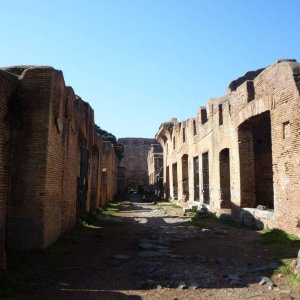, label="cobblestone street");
[2,198,298,299]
